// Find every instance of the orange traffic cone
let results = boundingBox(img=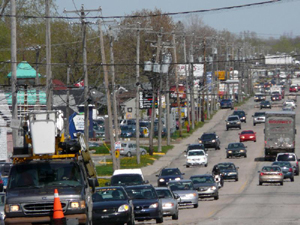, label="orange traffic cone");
[53,189,64,220]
